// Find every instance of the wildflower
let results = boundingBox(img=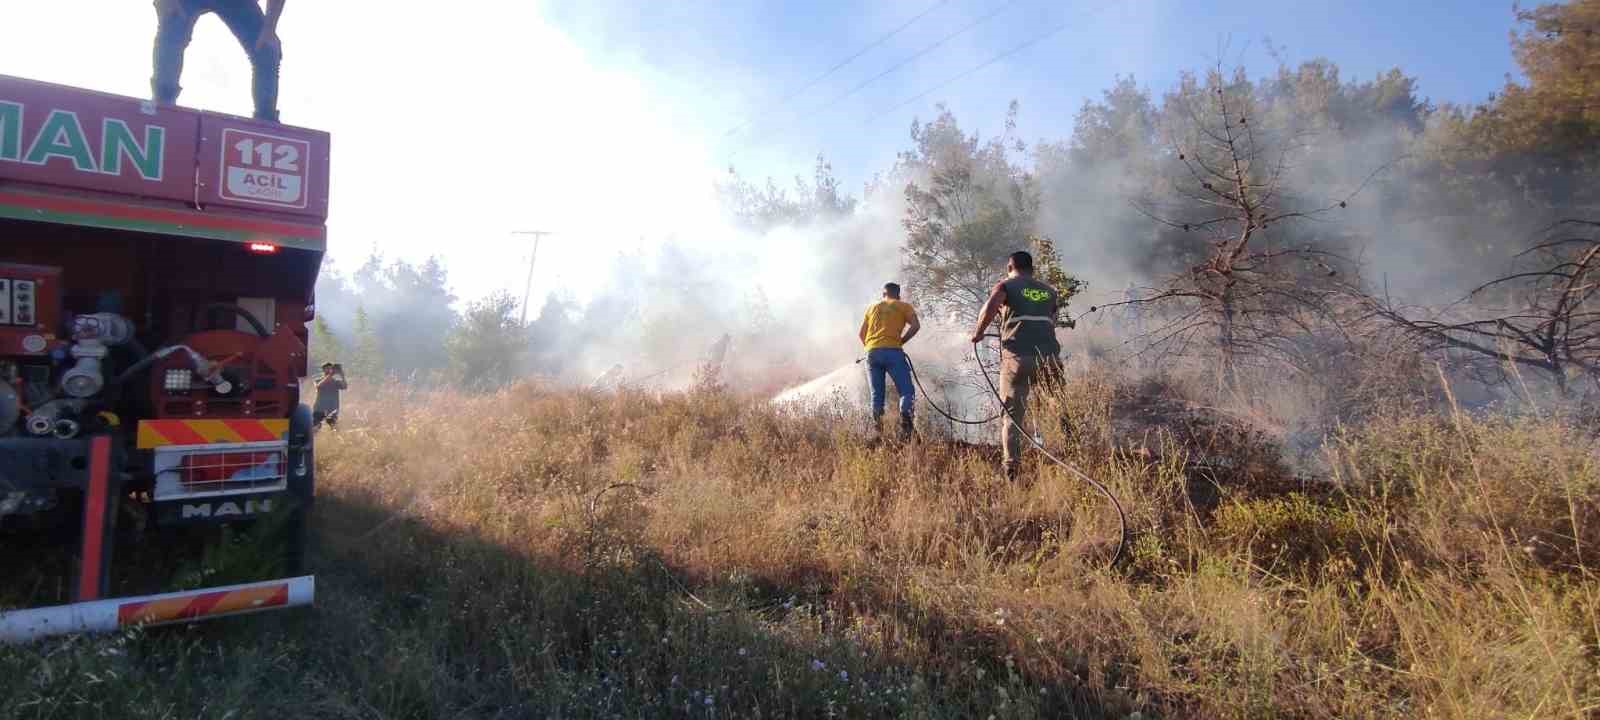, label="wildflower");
[738,647,747,657]
[811,659,826,671]
[838,670,849,682]
[704,697,714,707]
